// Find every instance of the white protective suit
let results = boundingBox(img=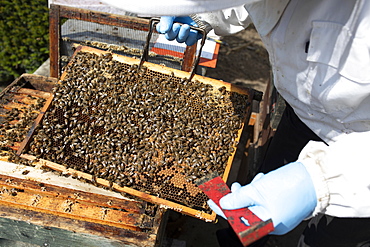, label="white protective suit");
[103,0,370,218]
